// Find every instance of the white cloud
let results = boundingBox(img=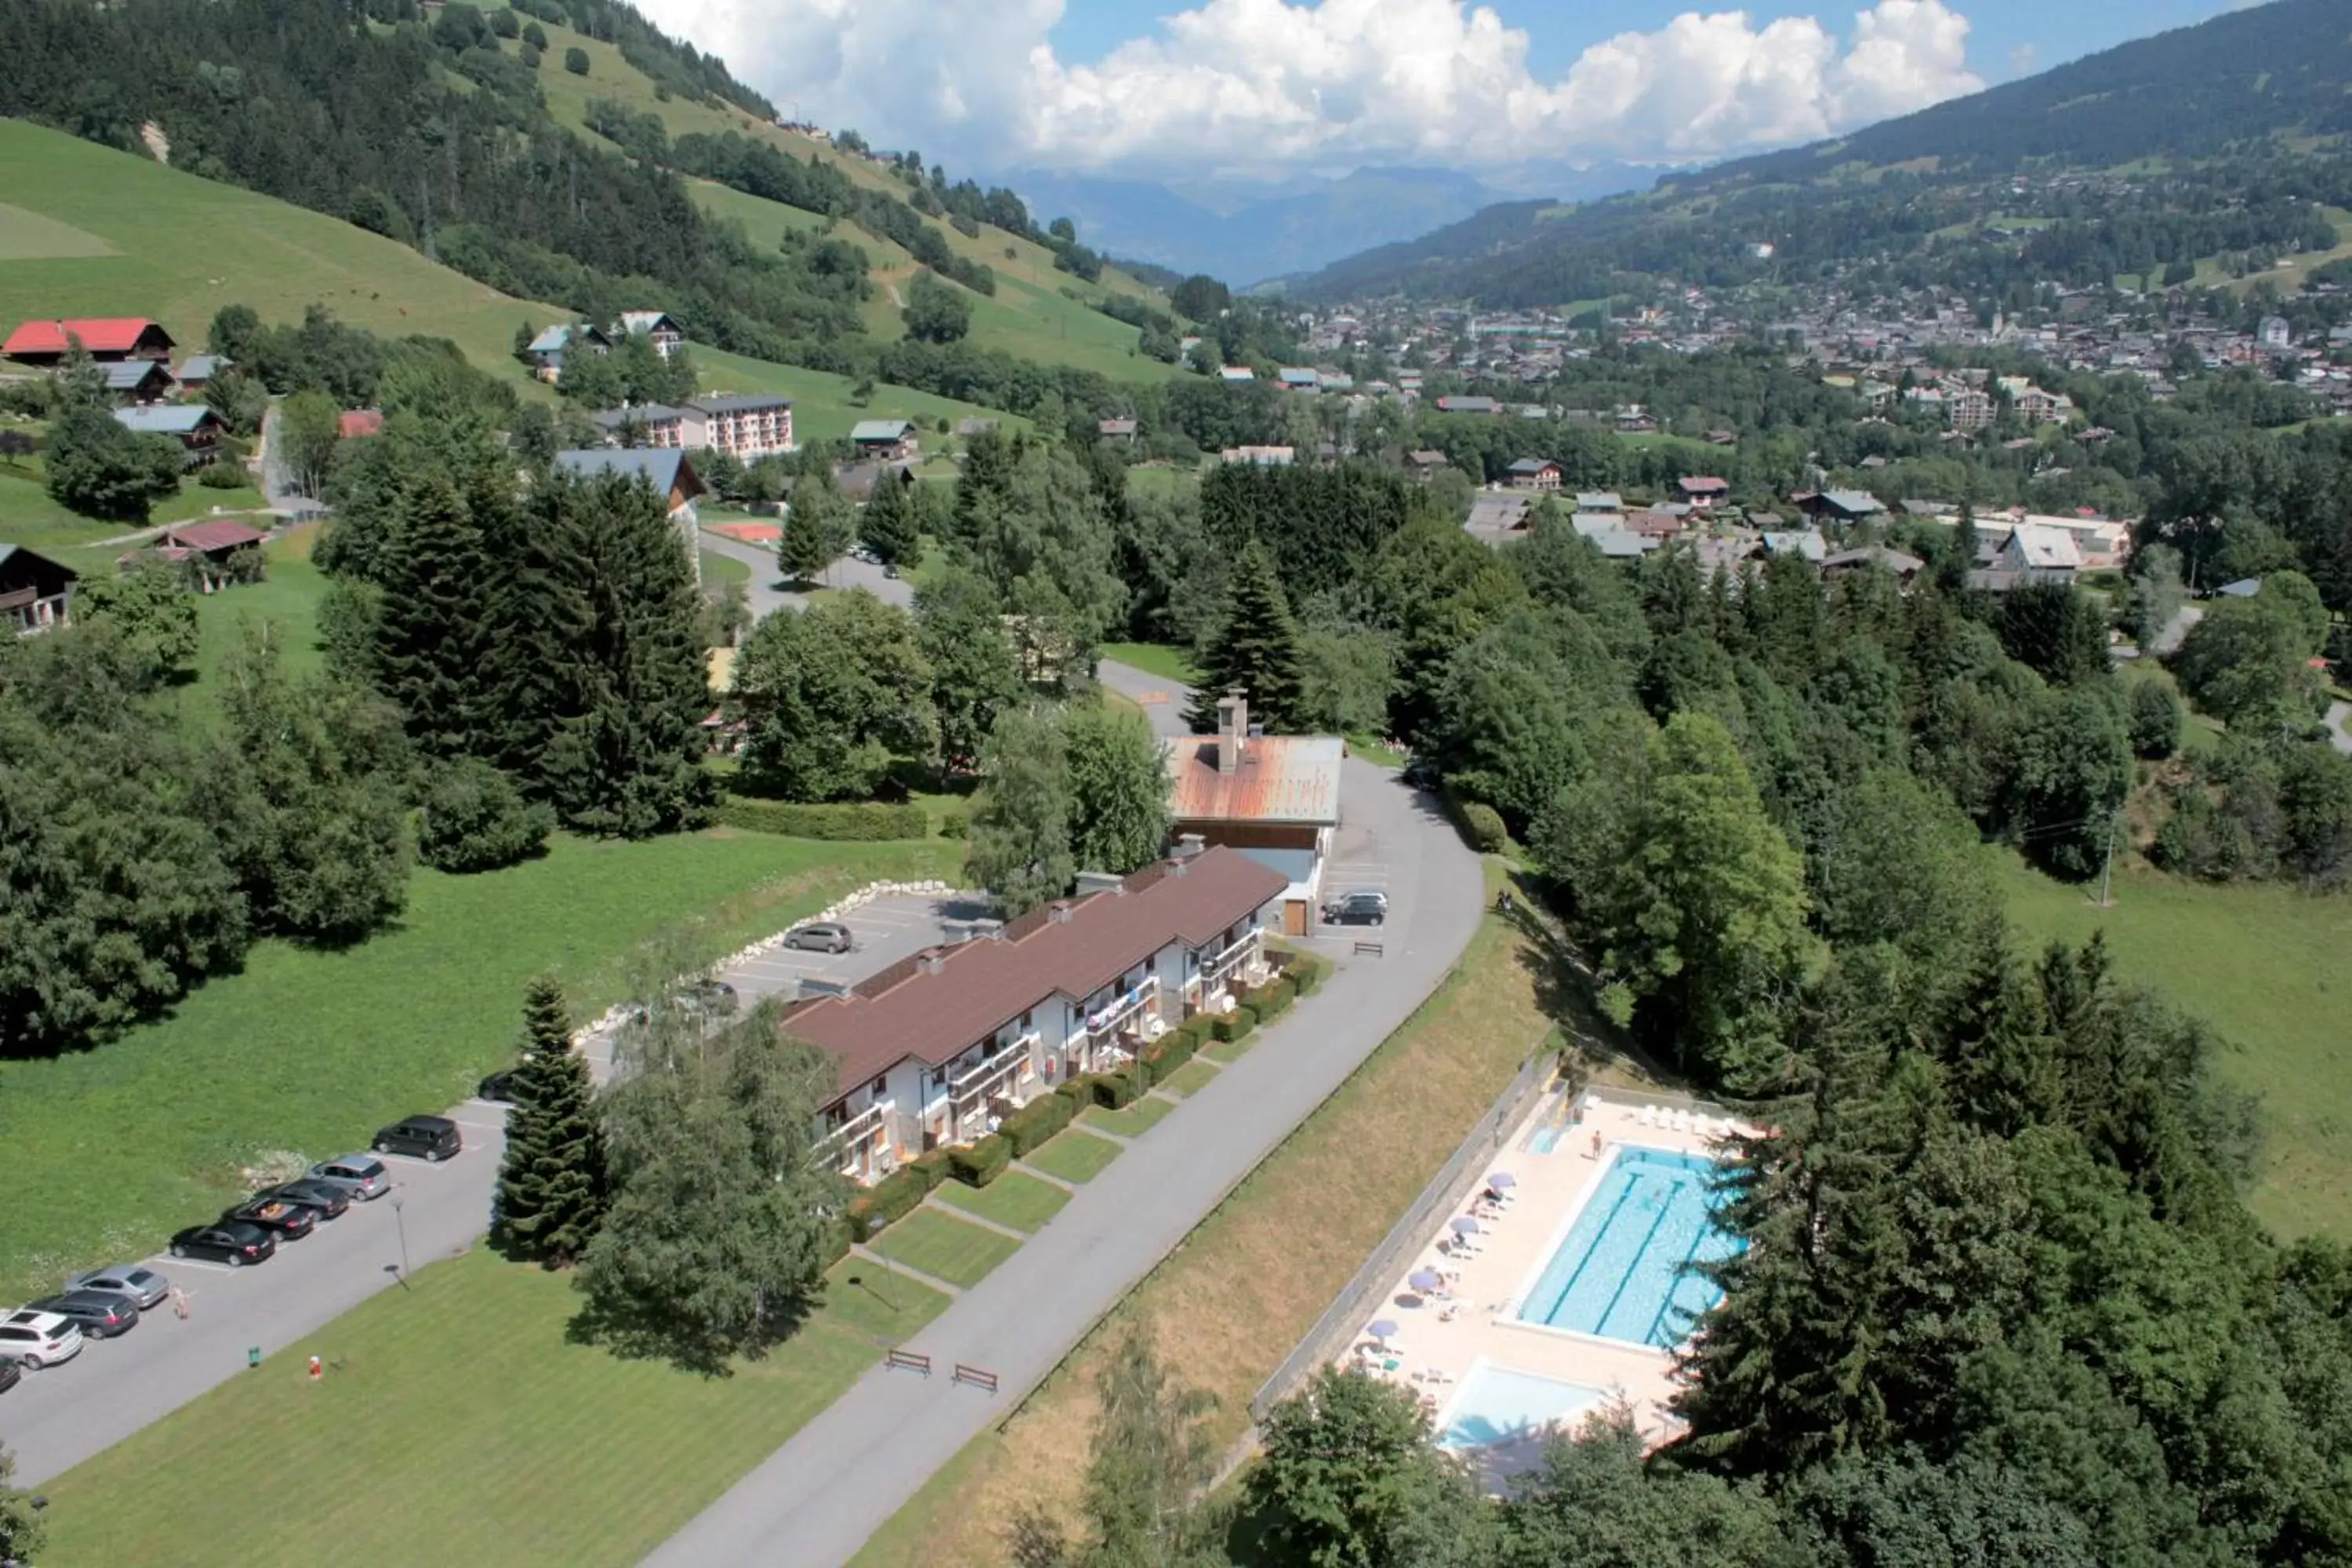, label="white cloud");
[635,0,1984,177]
